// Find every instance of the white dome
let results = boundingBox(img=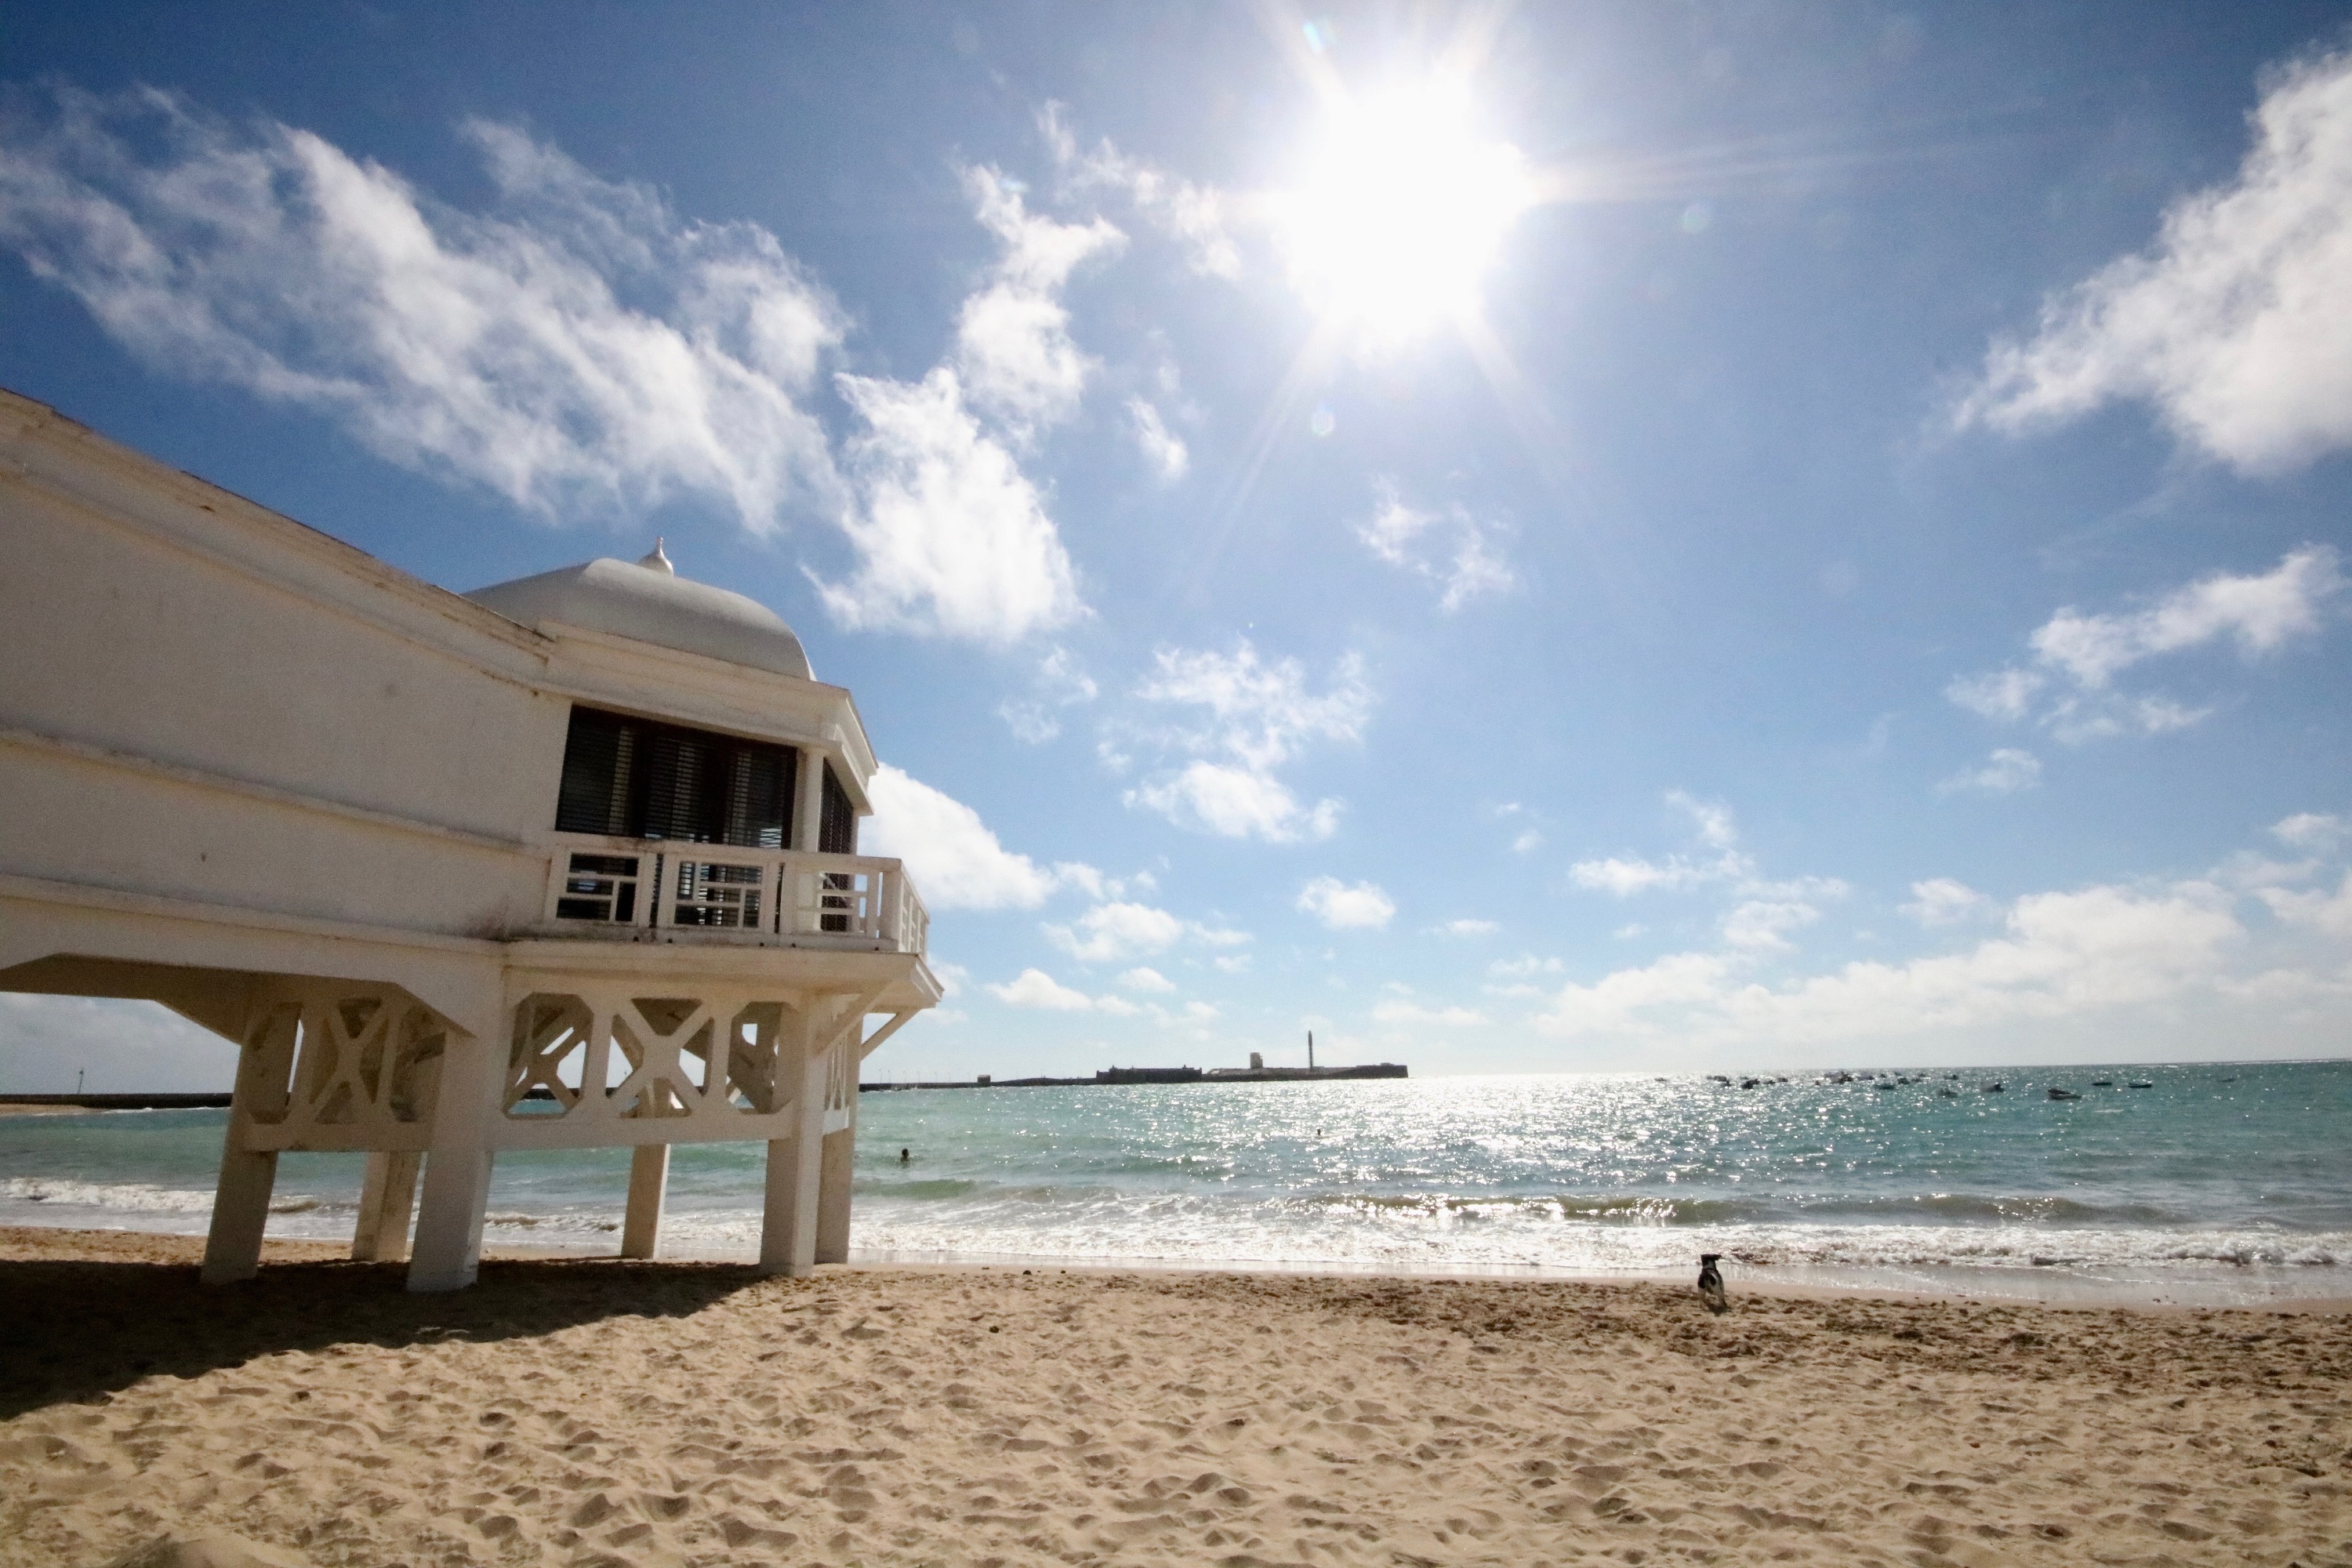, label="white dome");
[466,551,812,681]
